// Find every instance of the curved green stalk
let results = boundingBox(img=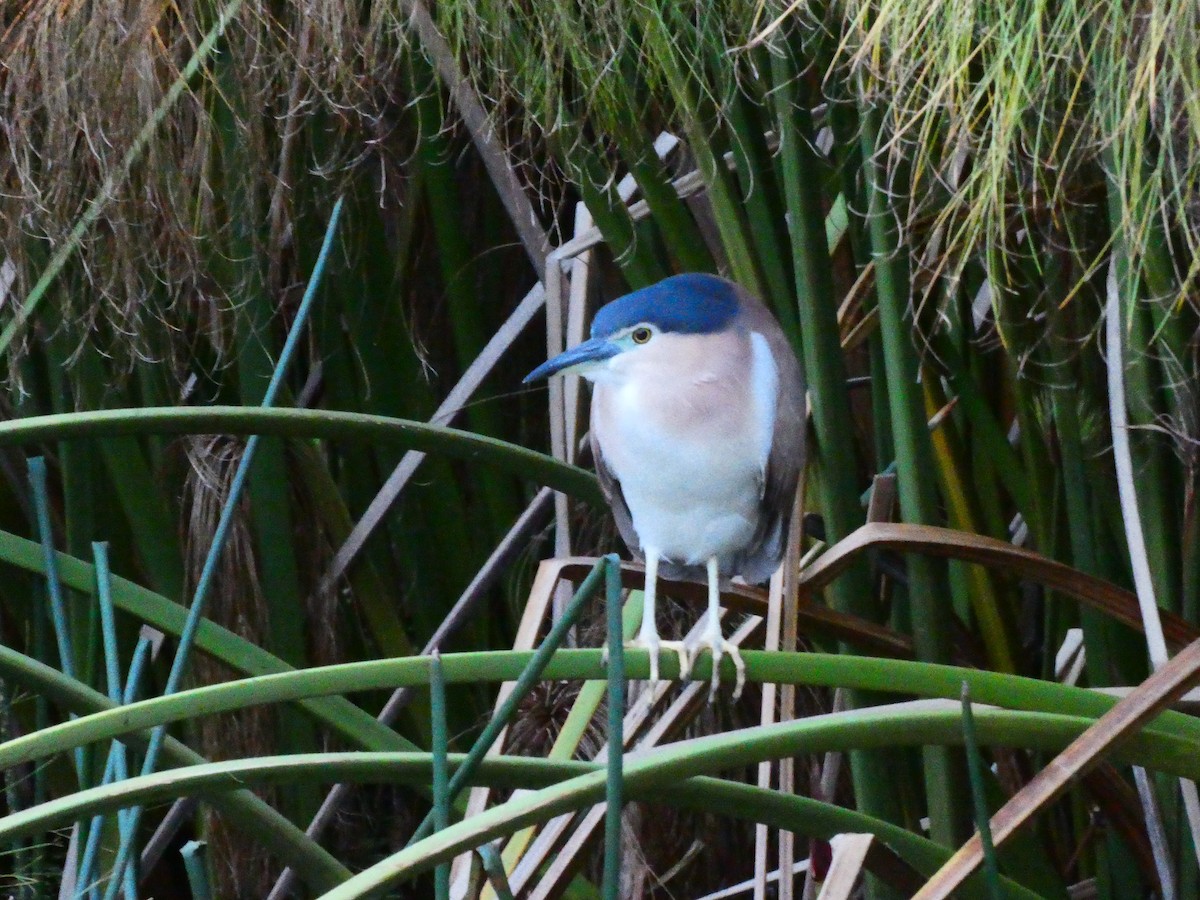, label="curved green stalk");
[0,406,601,505]
[0,742,1030,898]
[5,646,1199,773]
[12,697,1200,900]
[0,533,424,757]
[0,643,349,891]
[324,696,1186,899]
